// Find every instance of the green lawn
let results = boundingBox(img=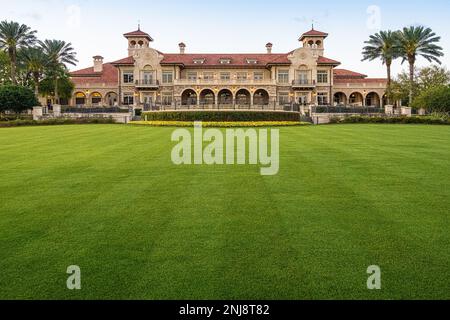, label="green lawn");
[0,124,449,300]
